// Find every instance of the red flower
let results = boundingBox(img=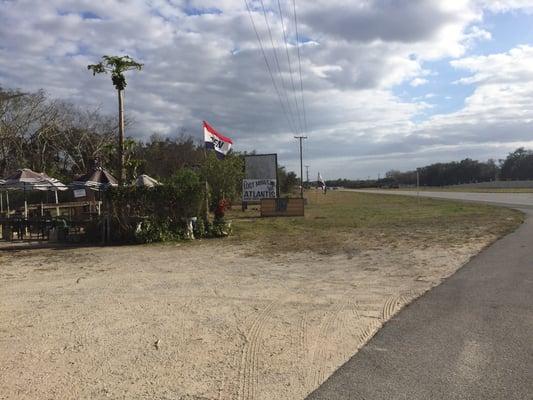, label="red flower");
[215,198,231,218]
